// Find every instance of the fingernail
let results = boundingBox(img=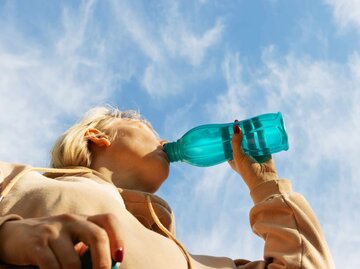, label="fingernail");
[233,125,241,134]
[115,248,124,263]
